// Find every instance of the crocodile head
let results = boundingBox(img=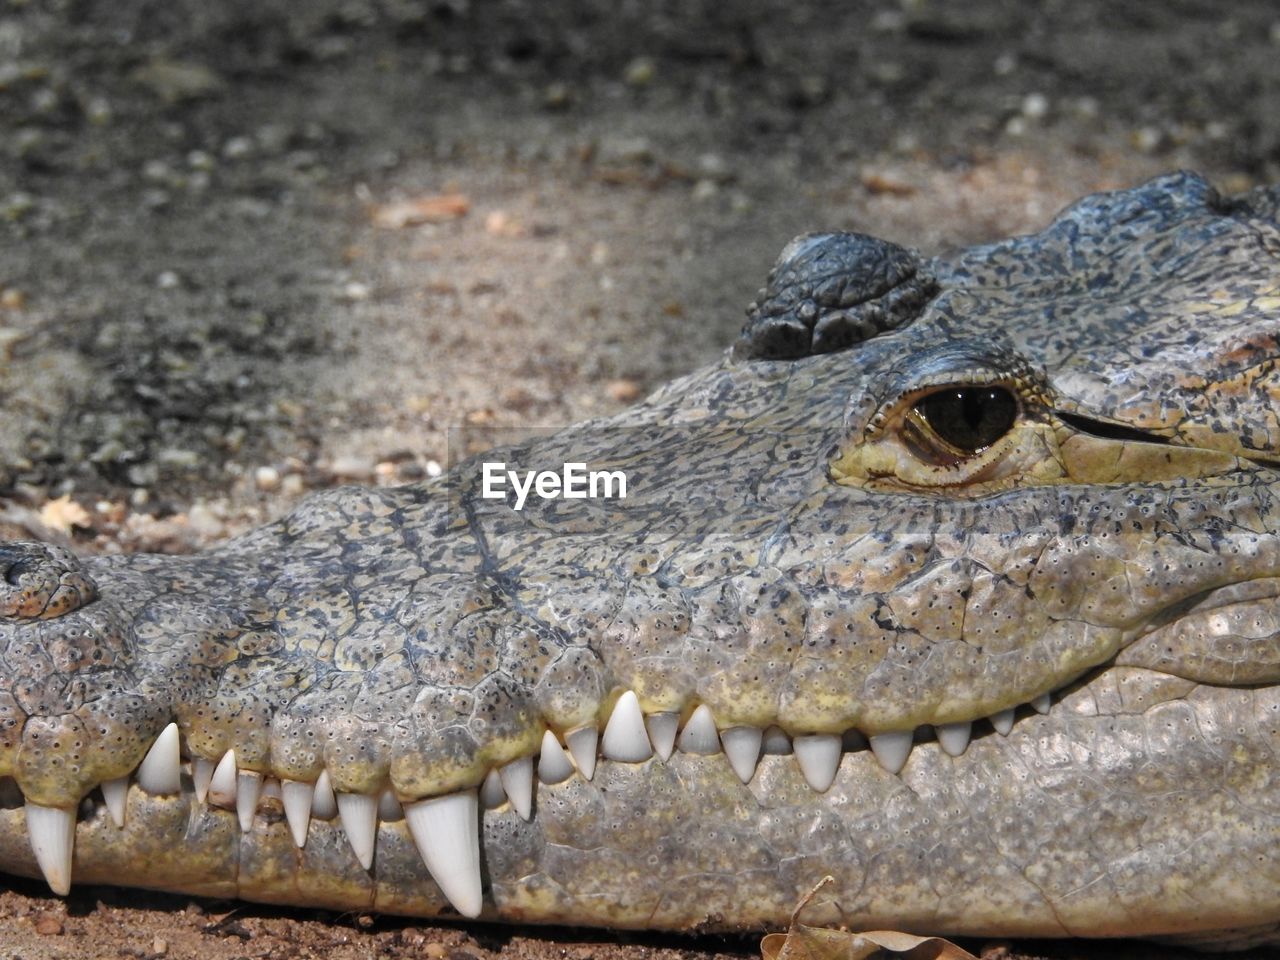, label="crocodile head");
[2,172,1279,948]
